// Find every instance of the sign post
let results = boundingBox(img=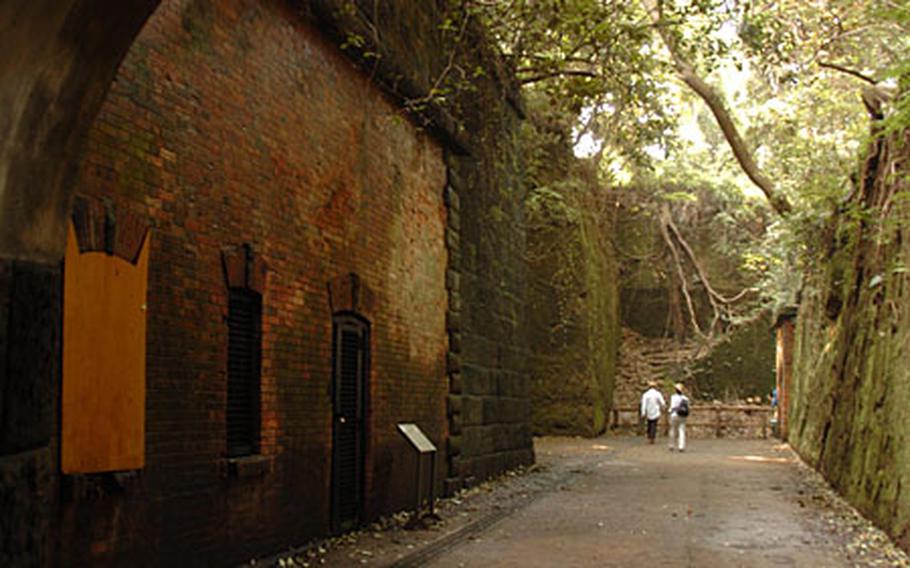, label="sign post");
[397,423,438,518]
